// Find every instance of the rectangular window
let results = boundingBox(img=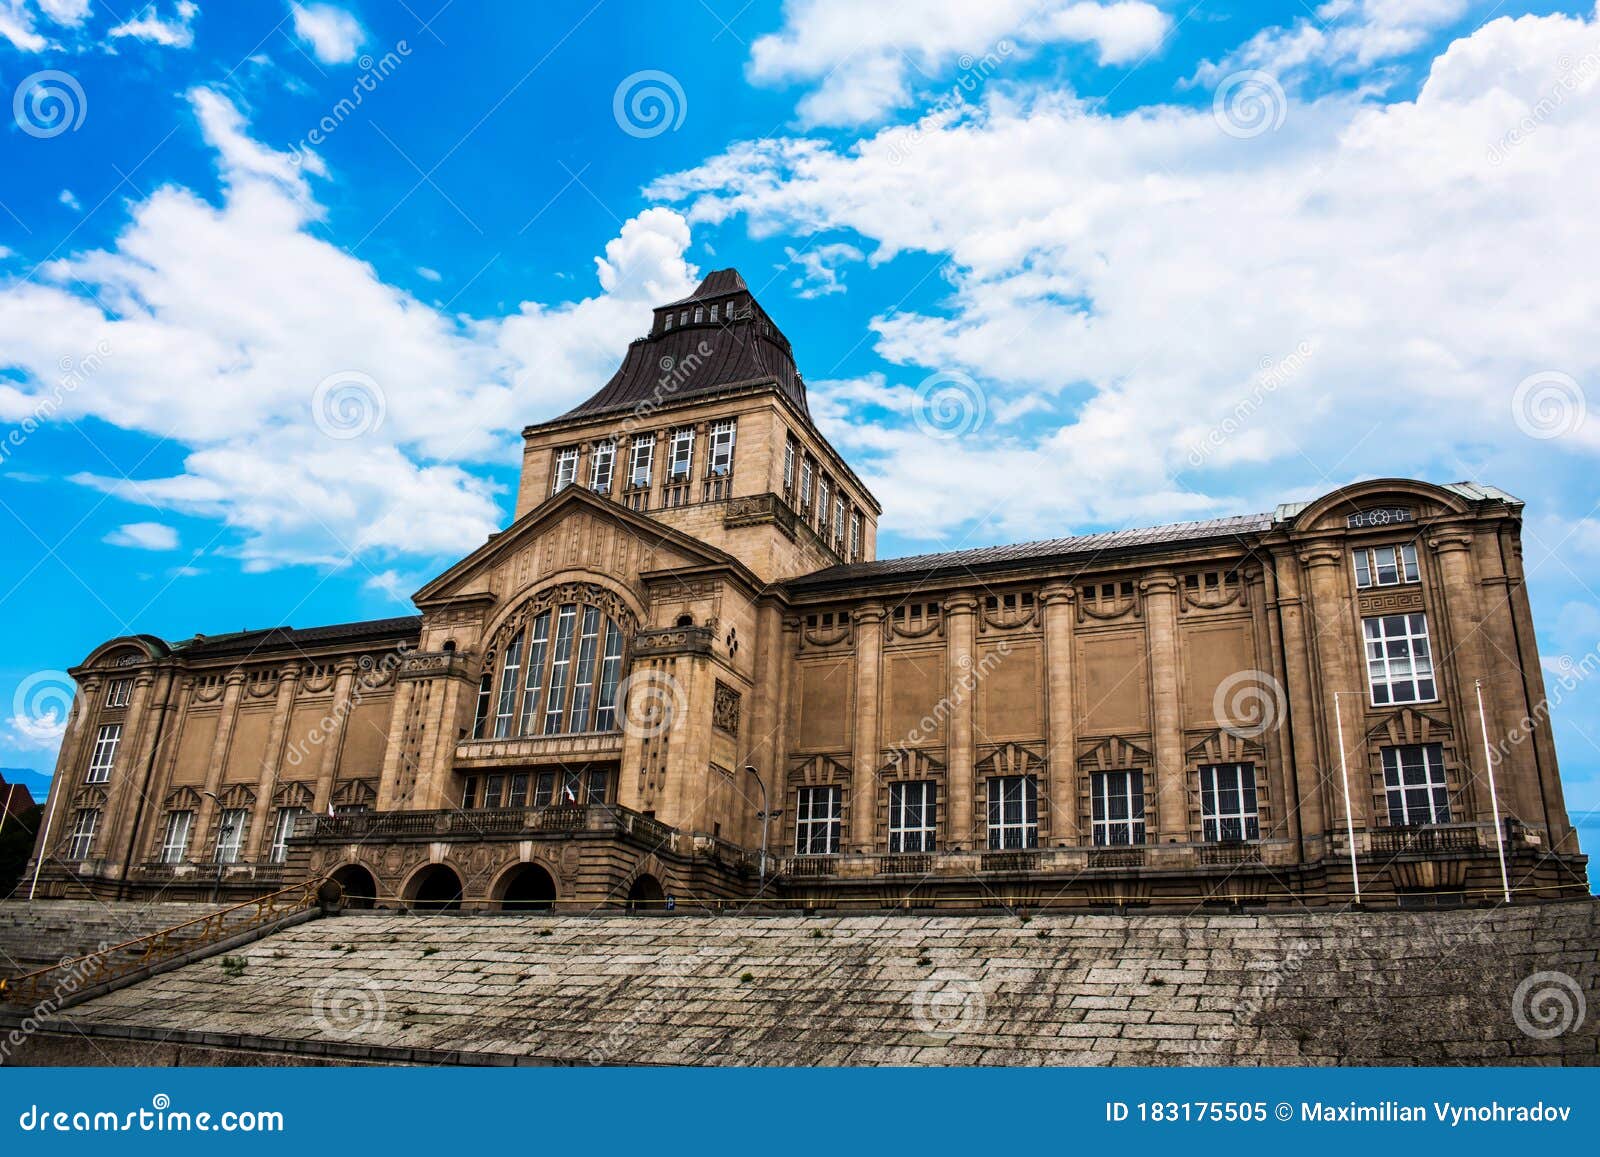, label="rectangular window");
[669,428,694,479]
[567,606,603,731]
[471,673,493,739]
[708,420,736,475]
[585,769,610,805]
[889,781,937,853]
[833,496,846,547]
[543,604,578,734]
[783,439,796,495]
[270,807,307,863]
[594,620,625,731]
[710,304,719,323]
[106,679,132,708]
[516,611,551,735]
[849,512,862,561]
[86,722,121,783]
[160,810,192,864]
[817,477,830,528]
[590,440,614,493]
[66,808,99,860]
[1090,770,1145,846]
[1353,543,1420,589]
[558,768,583,805]
[1199,763,1259,842]
[1364,612,1437,705]
[629,437,654,487]
[552,447,578,493]
[1382,744,1452,825]
[795,785,842,855]
[663,312,672,330]
[214,808,248,863]
[986,775,1039,850]
[799,458,814,511]
[483,774,505,809]
[461,776,478,809]
[533,771,556,808]
[492,628,525,739]
[694,306,704,323]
